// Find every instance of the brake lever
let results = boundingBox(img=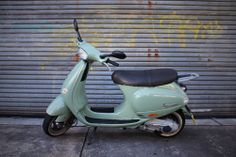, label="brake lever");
[102,62,111,71]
